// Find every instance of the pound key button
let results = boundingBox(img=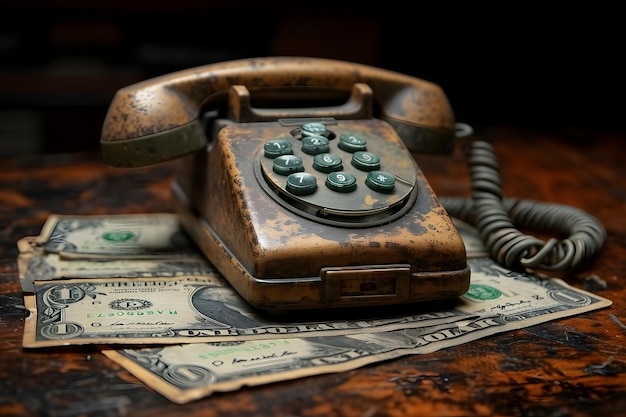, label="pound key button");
[365,171,396,193]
